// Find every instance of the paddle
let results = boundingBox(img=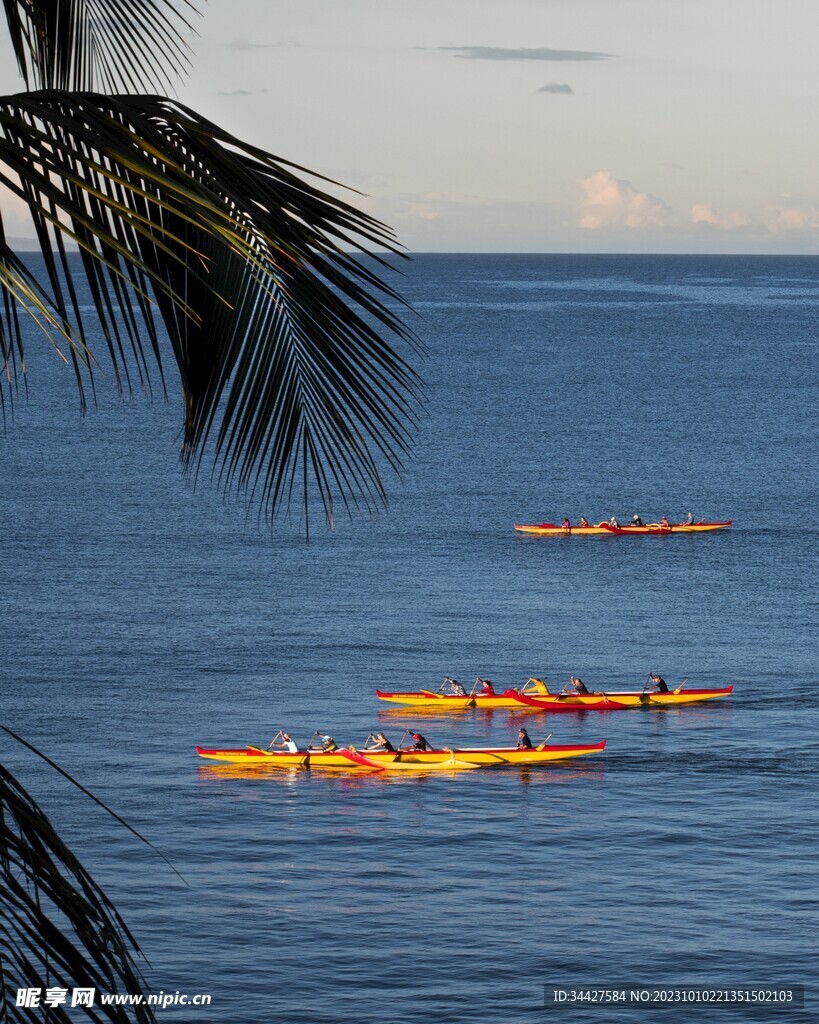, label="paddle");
[673,677,689,695]
[462,676,481,708]
[535,733,553,751]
